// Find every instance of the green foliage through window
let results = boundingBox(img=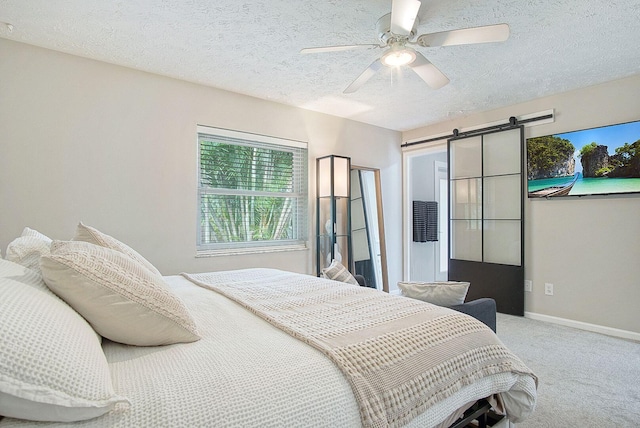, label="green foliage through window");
[198,130,307,250]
